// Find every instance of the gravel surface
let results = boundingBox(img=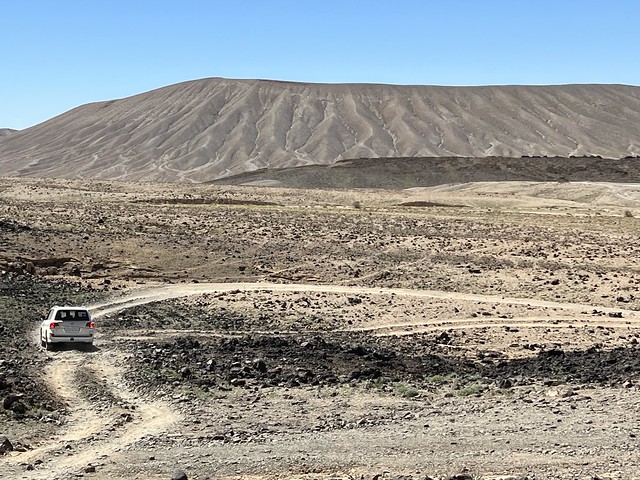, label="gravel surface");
[2,178,640,479]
